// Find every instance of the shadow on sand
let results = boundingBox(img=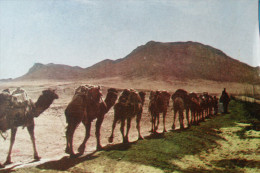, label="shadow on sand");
[35,152,98,171]
[3,133,165,171]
